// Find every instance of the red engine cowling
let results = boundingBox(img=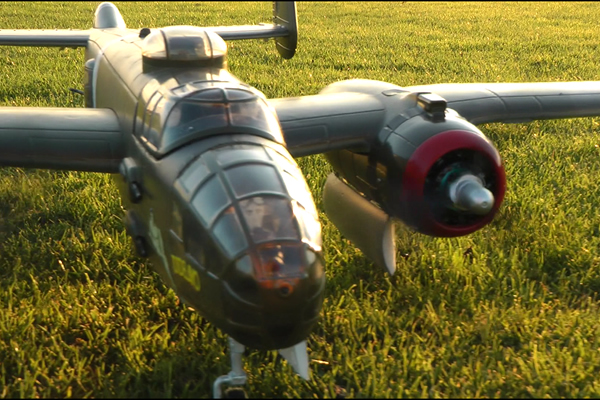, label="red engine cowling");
[324,112,506,237]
